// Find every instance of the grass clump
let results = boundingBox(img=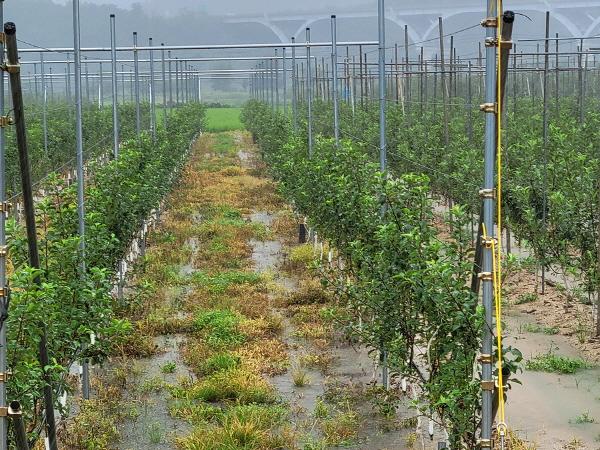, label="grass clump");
[287,244,315,271]
[313,399,329,419]
[182,368,277,404]
[300,352,335,373]
[522,323,559,335]
[161,361,177,374]
[320,409,360,446]
[148,422,164,444]
[199,353,241,375]
[61,398,121,449]
[117,329,157,357]
[177,403,293,450]
[212,133,237,155]
[515,293,538,305]
[570,411,595,424]
[291,366,310,387]
[192,271,261,294]
[138,376,167,394]
[303,440,328,450]
[170,400,224,425]
[194,309,247,348]
[525,351,591,374]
